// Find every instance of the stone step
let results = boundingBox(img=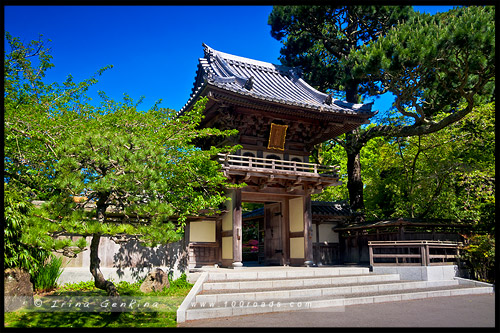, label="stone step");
[184,285,494,321]
[205,267,370,282]
[202,273,401,292]
[194,279,458,305]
